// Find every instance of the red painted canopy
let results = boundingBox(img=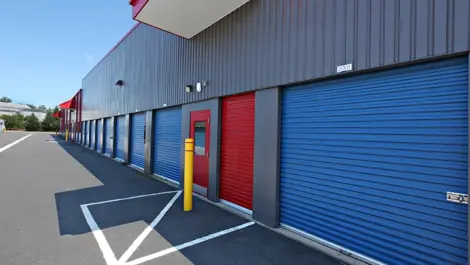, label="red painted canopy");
[59,99,72,109]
